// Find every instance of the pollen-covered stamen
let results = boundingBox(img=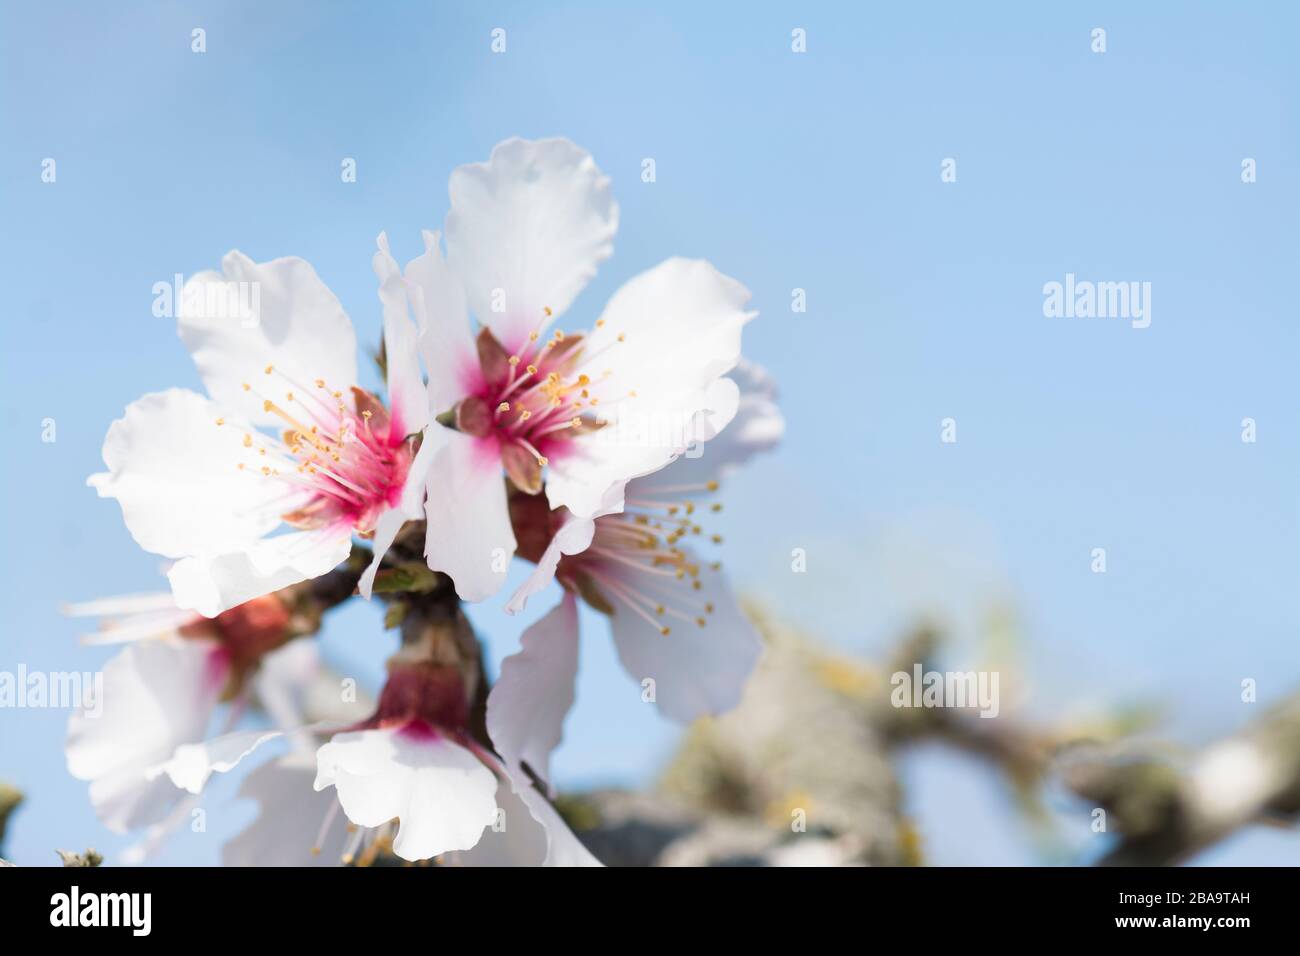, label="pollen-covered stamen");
[466,321,633,492]
[563,479,730,637]
[222,368,414,534]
